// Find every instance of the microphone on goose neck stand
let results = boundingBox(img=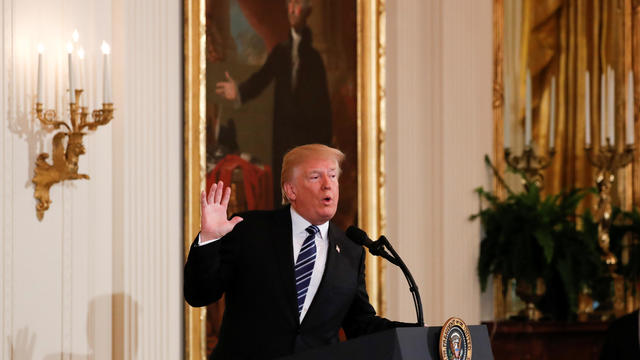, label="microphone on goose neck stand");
[345,226,424,327]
